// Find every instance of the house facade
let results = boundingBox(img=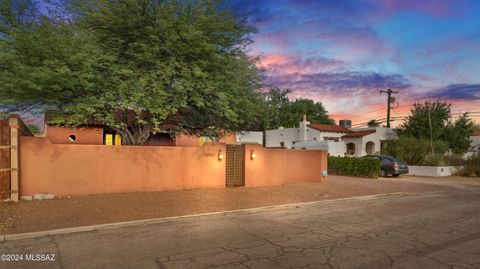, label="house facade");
[465,130,480,158]
[266,117,398,157]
